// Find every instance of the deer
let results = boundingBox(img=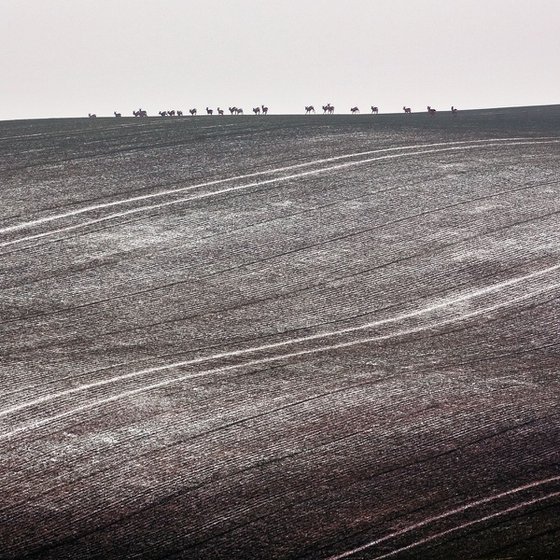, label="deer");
[451,106,458,115]
[371,106,378,114]
[88,113,96,118]
[113,112,122,118]
[177,110,183,117]
[261,105,268,115]
[217,108,224,115]
[253,107,261,115]
[427,106,436,115]
[189,108,197,116]
[350,106,360,114]
[305,105,315,114]
[403,106,412,114]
